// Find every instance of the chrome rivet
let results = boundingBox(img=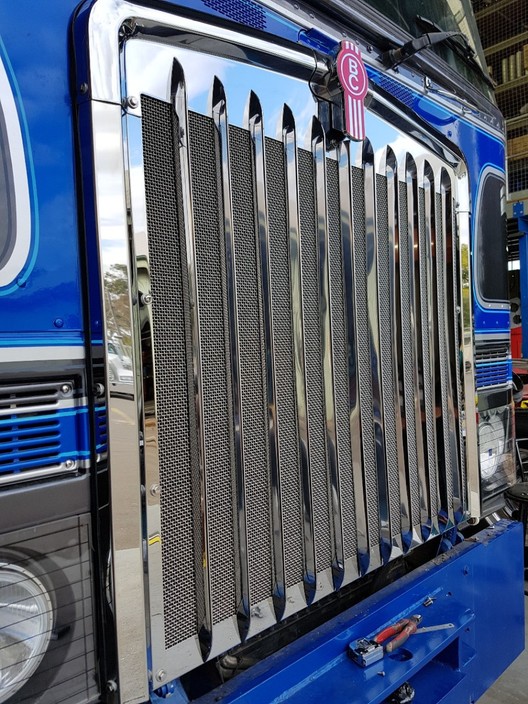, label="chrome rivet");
[61,384,72,395]
[150,484,160,497]
[156,669,166,682]
[65,460,75,470]
[80,83,89,95]
[106,680,118,693]
[141,292,153,306]
[95,383,105,397]
[127,95,139,109]
[54,318,64,328]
